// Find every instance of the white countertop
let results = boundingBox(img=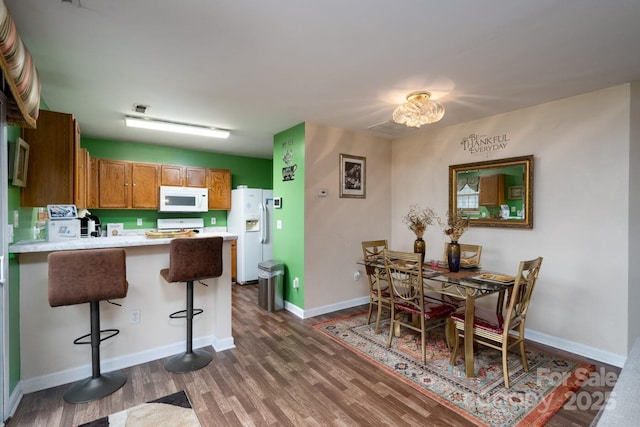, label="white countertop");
[9,230,237,254]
